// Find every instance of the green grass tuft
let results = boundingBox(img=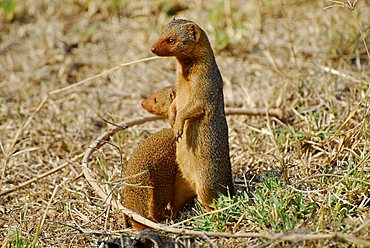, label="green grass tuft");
[192,177,318,232]
[3,228,30,248]
[0,0,16,21]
